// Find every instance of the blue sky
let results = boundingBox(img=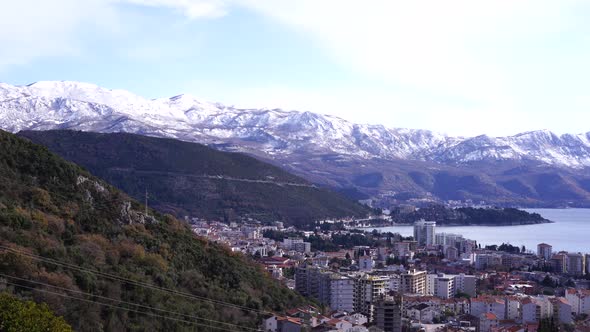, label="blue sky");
[1,0,590,136]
